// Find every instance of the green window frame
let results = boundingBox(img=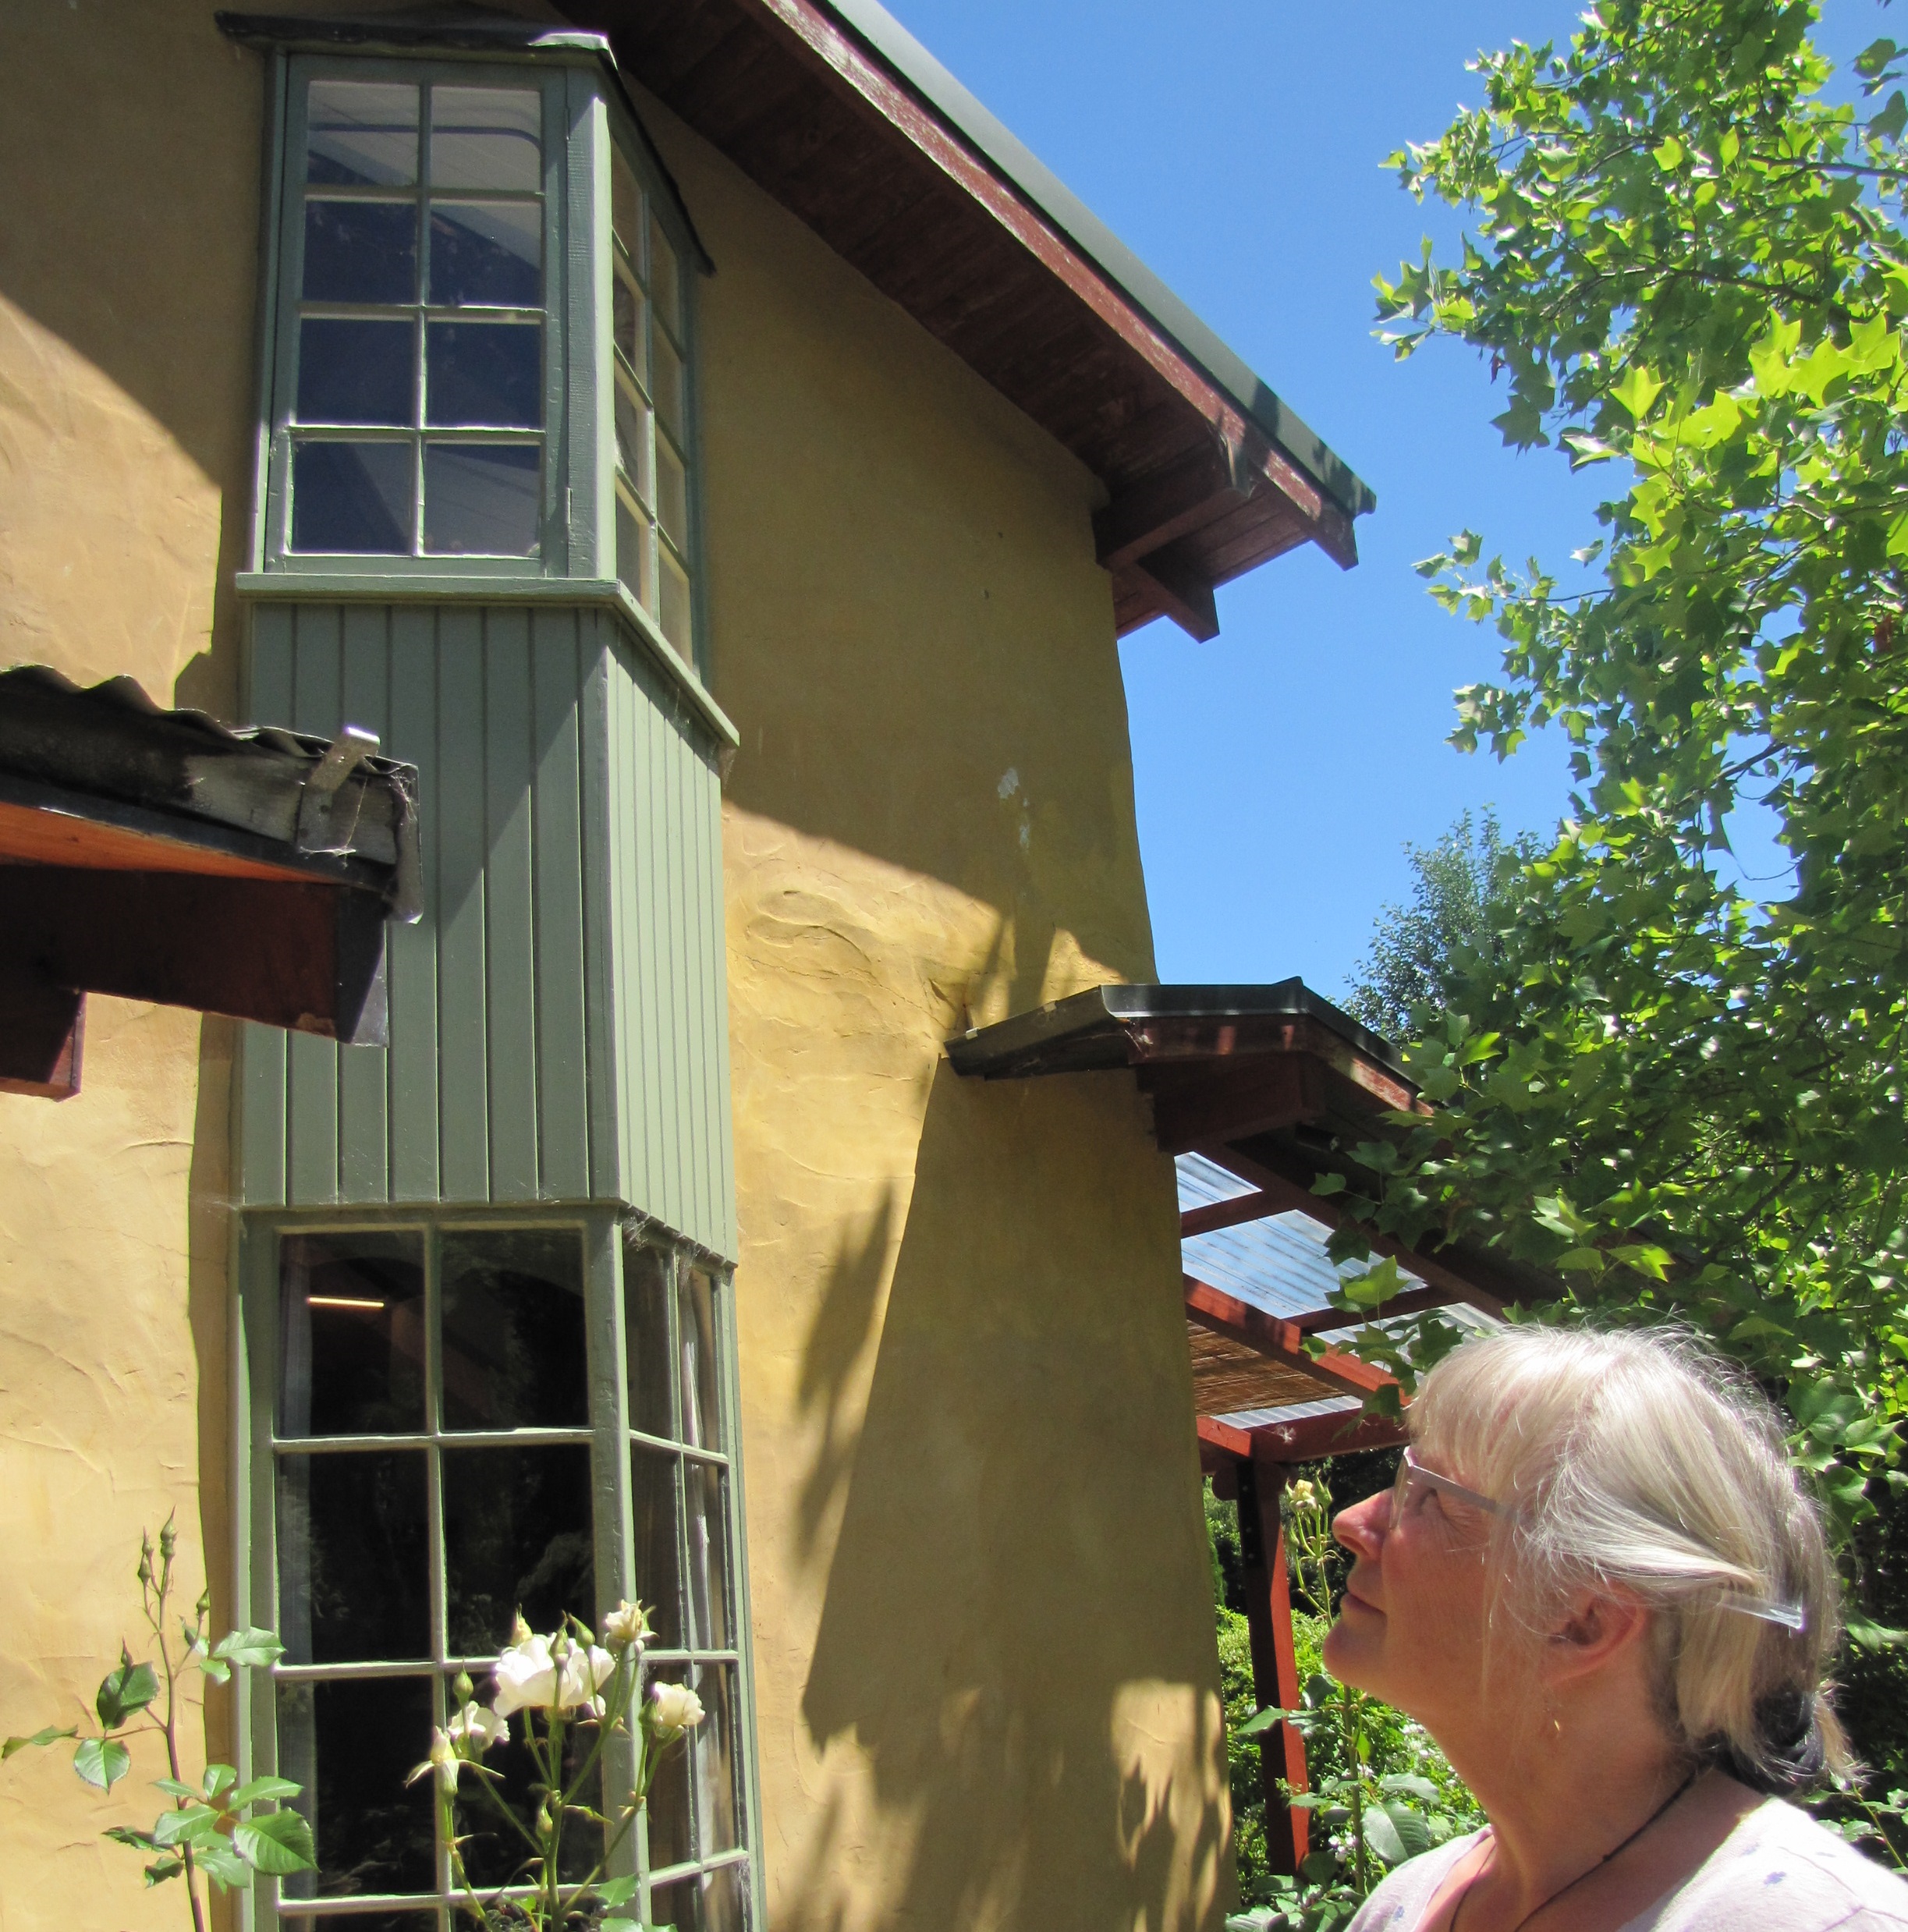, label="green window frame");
[238,1208,760,1932]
